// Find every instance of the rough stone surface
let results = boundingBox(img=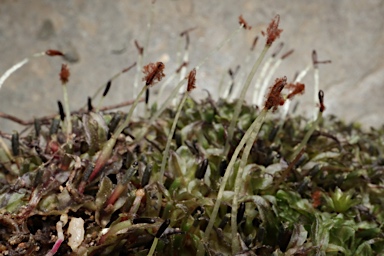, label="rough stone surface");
[1,0,383,133]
